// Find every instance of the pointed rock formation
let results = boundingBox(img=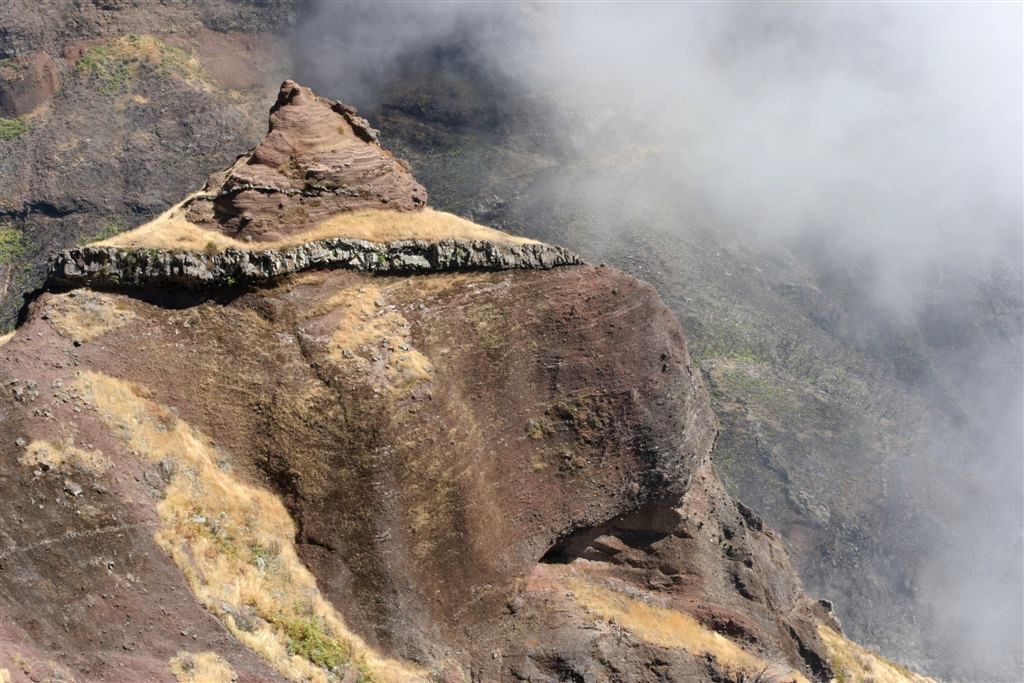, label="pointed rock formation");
[183,80,428,242]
